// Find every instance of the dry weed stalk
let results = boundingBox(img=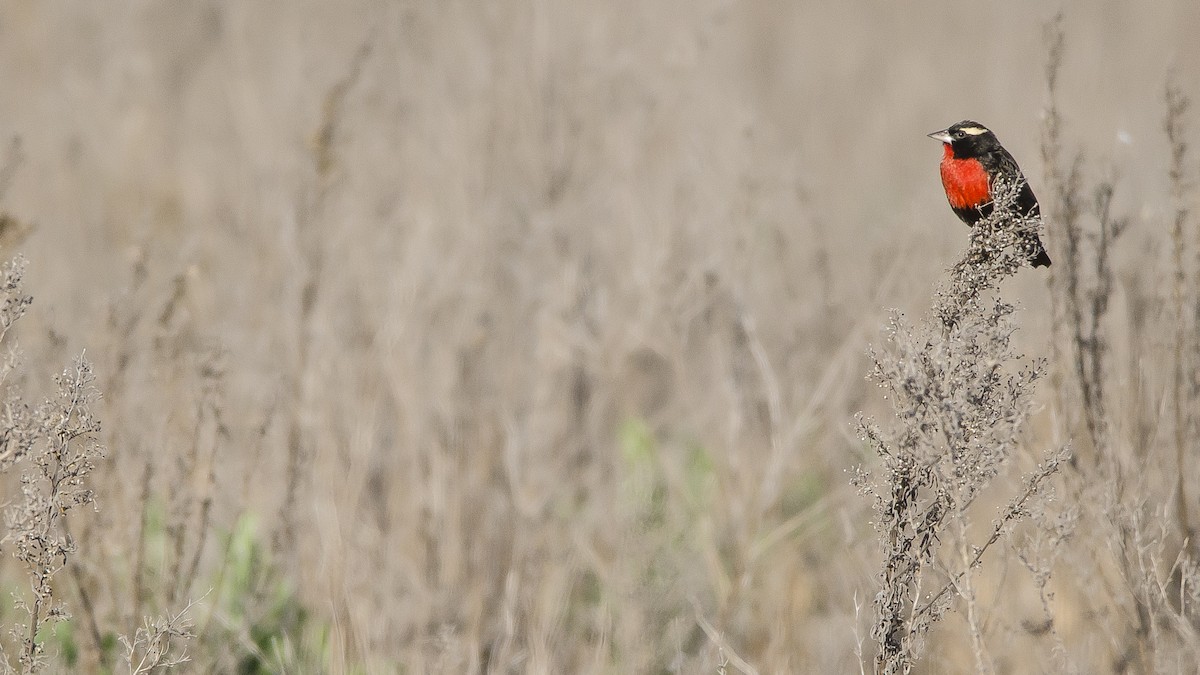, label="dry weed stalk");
[1040,14,1130,464]
[1040,13,1075,383]
[1016,502,1078,672]
[0,257,103,673]
[276,39,371,557]
[856,179,1066,674]
[1165,80,1195,549]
